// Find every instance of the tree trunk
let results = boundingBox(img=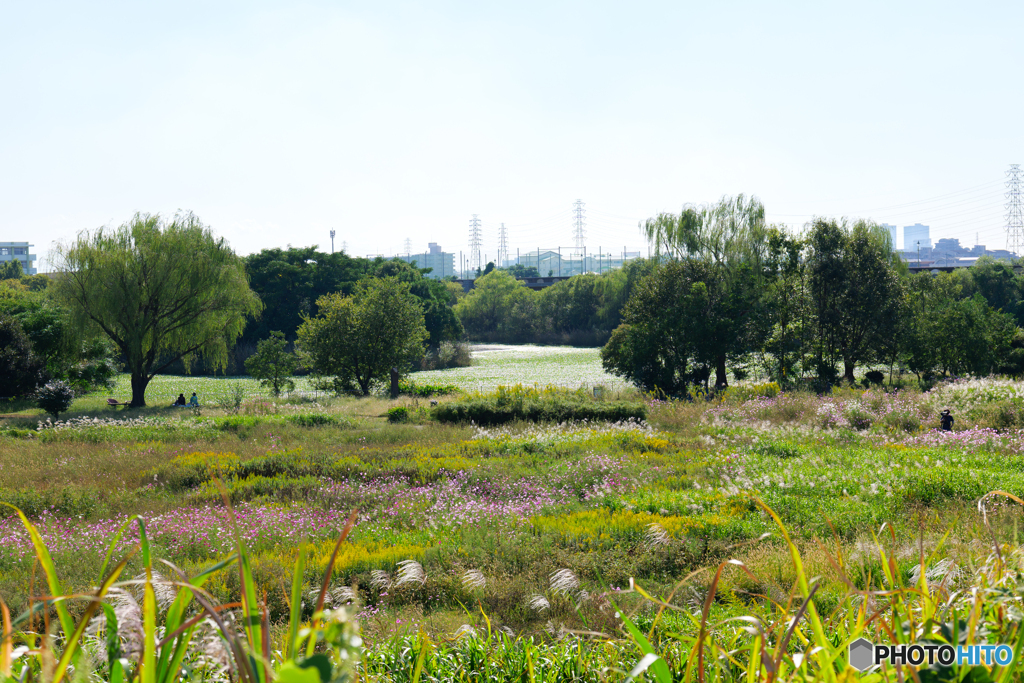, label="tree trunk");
[715,354,728,390]
[130,373,149,407]
[844,360,856,384]
[390,367,400,399]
